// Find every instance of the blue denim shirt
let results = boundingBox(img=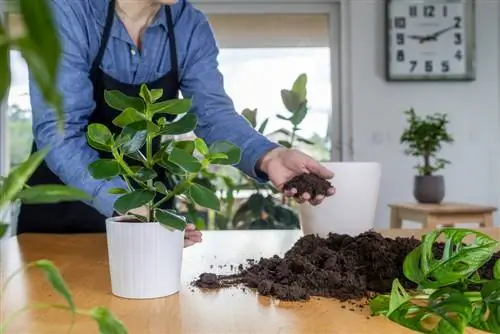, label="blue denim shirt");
[29,0,279,217]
